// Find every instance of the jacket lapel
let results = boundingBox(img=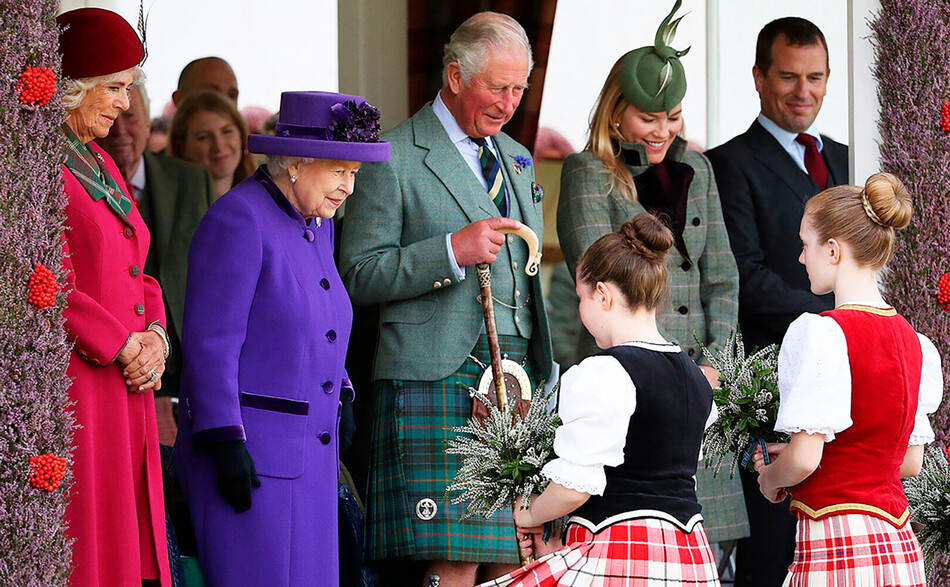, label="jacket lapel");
[142,152,175,272]
[414,106,496,222]
[494,135,540,230]
[747,121,817,204]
